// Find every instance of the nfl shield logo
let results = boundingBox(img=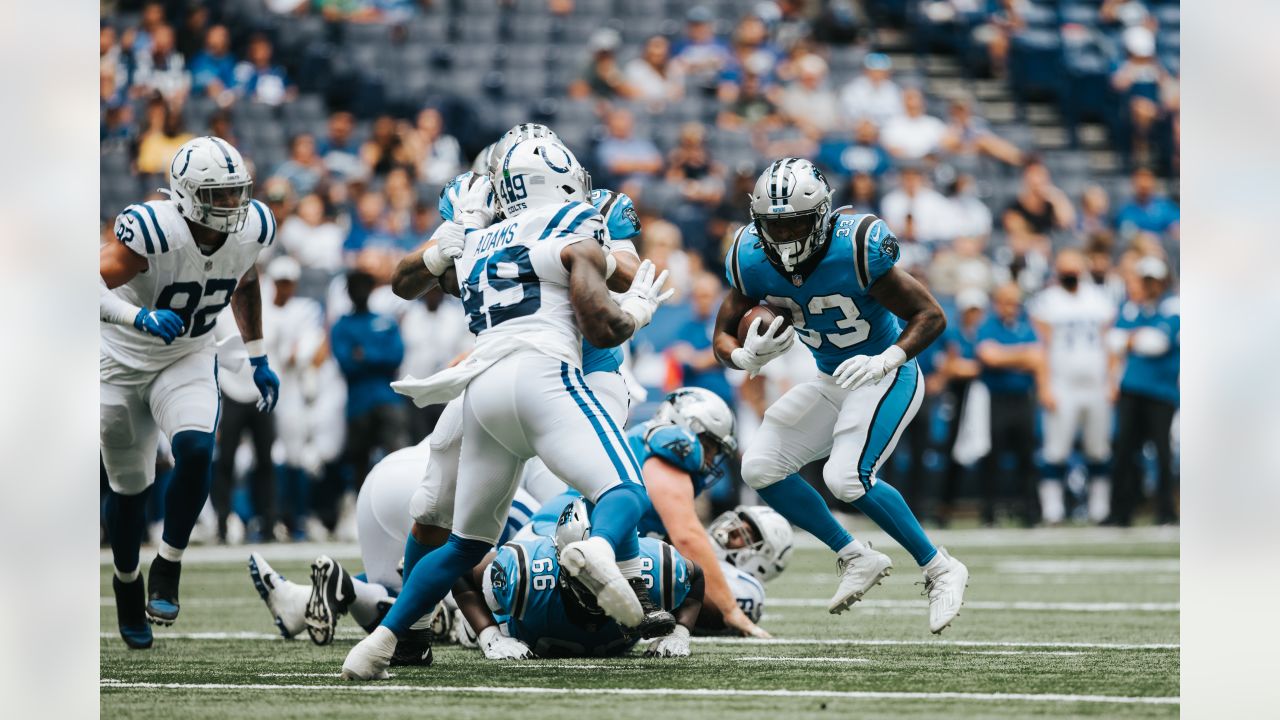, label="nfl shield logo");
[204,260,213,271]
[791,273,804,287]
